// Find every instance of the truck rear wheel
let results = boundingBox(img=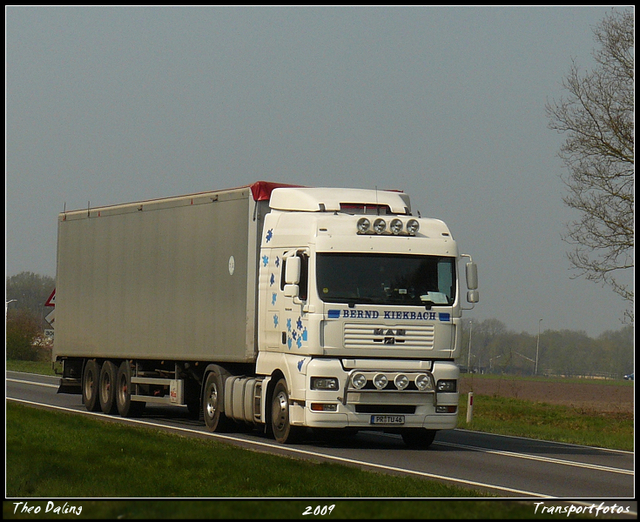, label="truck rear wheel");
[82,360,101,412]
[401,429,437,449]
[271,378,302,444]
[115,361,145,417]
[203,369,234,432]
[98,360,118,414]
